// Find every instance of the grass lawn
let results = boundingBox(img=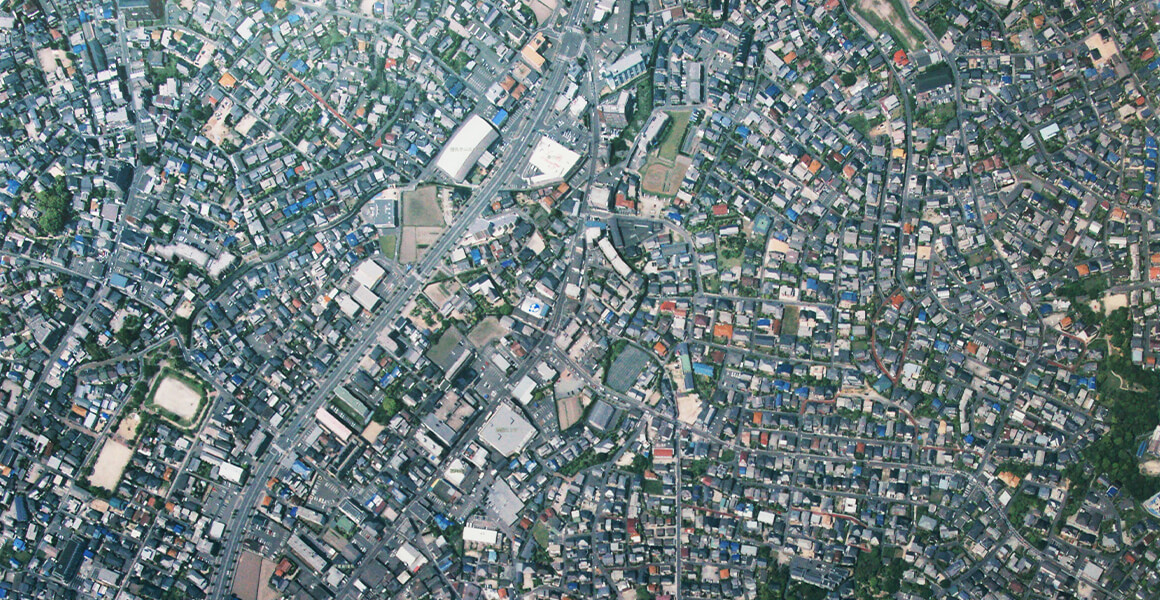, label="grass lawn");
[379,234,397,259]
[531,522,551,547]
[782,306,800,336]
[719,253,742,270]
[657,110,692,161]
